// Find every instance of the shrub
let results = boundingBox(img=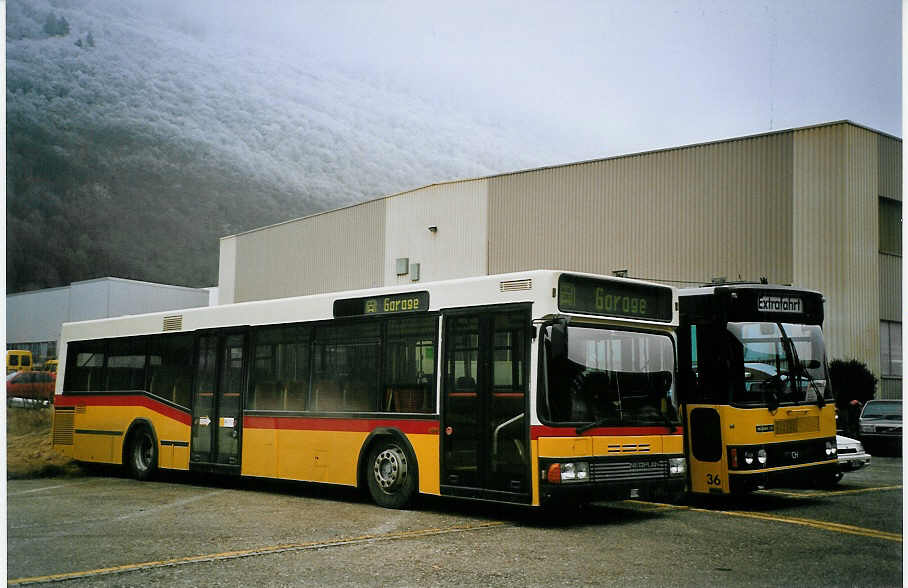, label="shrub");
[829,359,878,405]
